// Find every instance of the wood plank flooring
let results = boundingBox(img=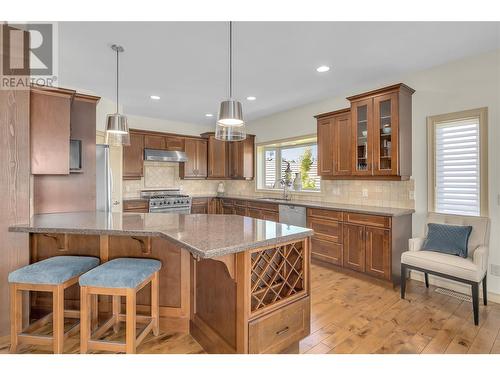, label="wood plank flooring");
[1,262,499,354]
